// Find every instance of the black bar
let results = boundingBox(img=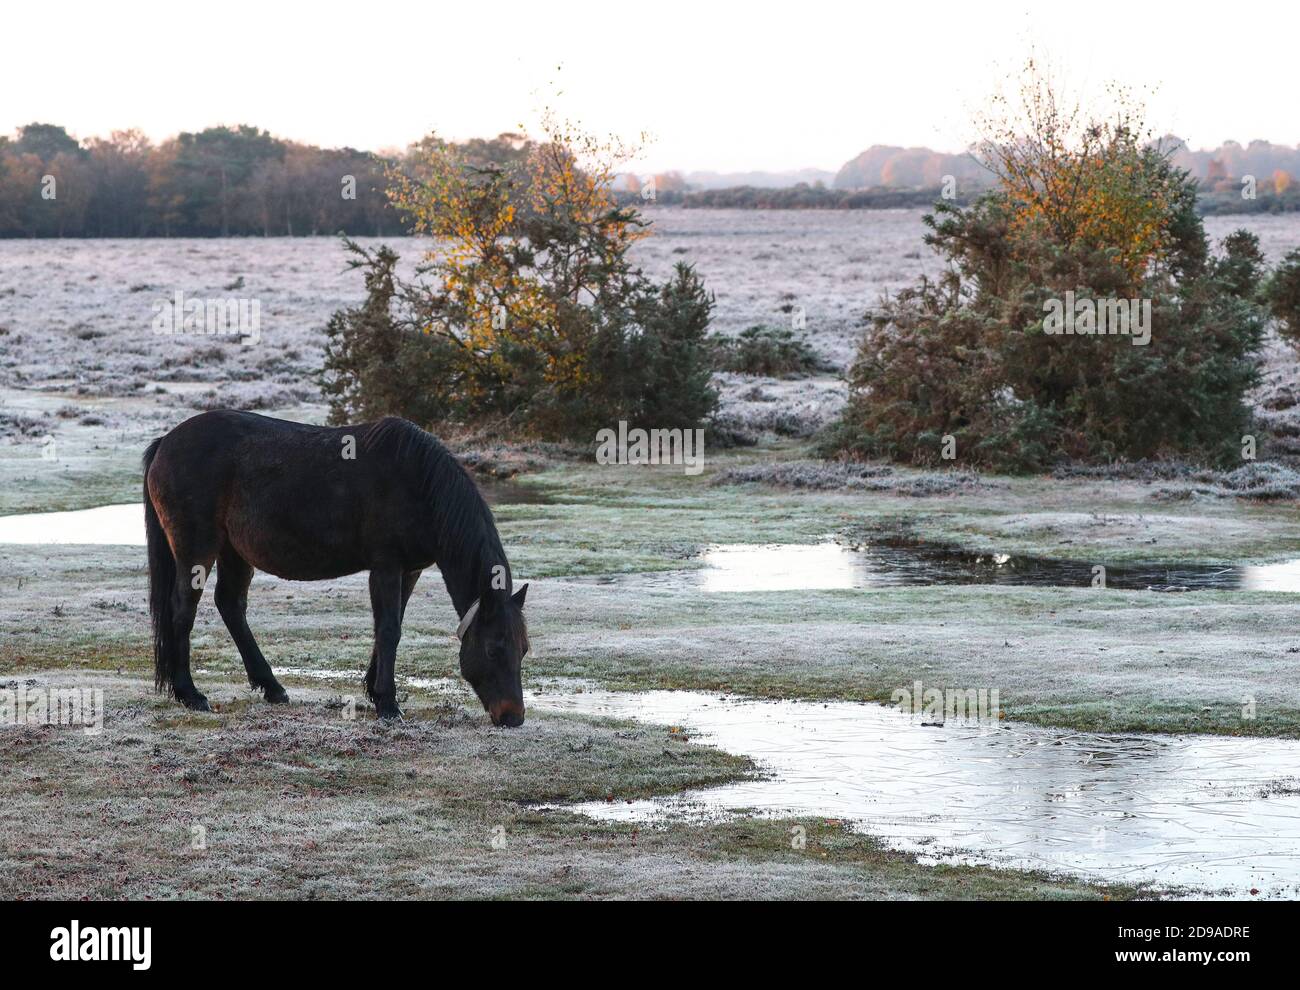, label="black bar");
[0,899,1281,976]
